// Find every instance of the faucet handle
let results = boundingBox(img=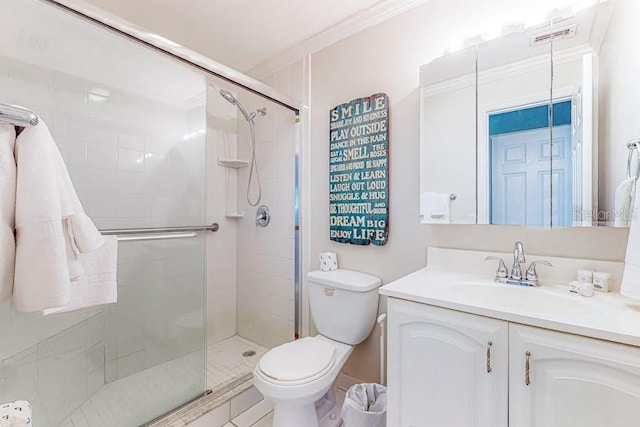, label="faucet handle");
[485,256,508,281]
[525,260,553,283]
